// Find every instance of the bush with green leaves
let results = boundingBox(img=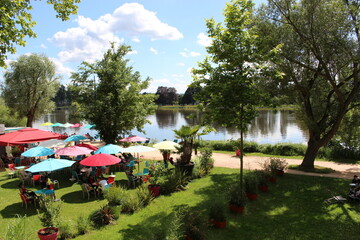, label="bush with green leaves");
[259,143,306,156]
[193,146,214,178]
[38,197,62,228]
[57,218,74,240]
[228,183,247,207]
[120,191,142,213]
[4,214,30,240]
[76,215,91,235]
[160,170,190,195]
[136,185,154,207]
[104,185,127,206]
[89,205,116,228]
[209,202,226,222]
[244,172,258,194]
